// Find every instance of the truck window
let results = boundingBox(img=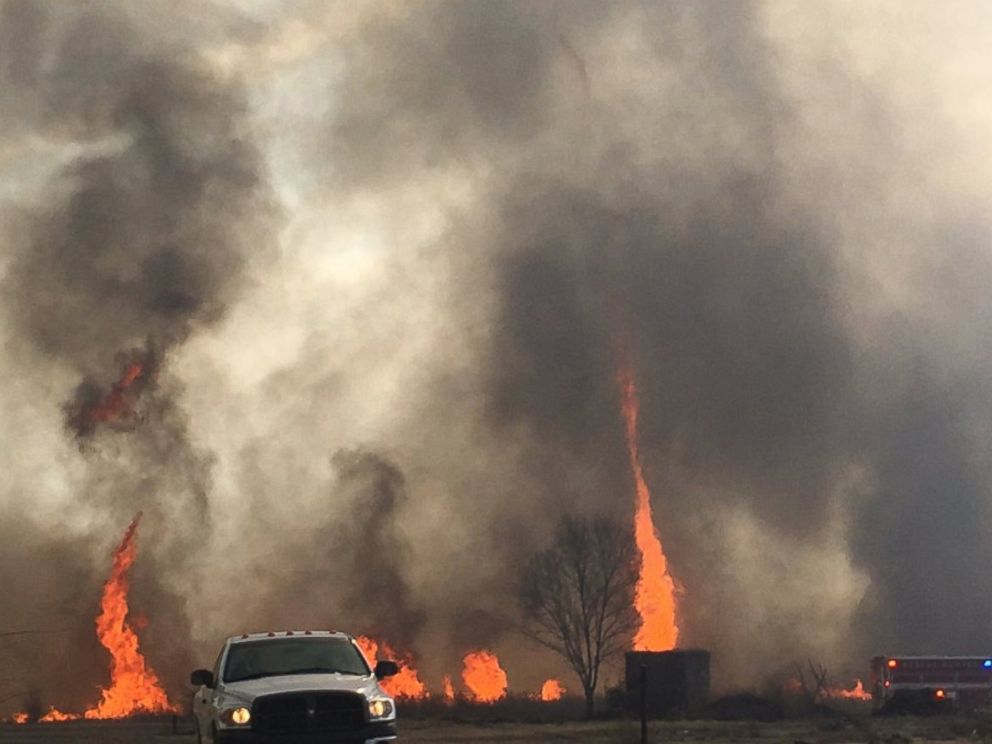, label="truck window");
[223,638,371,683]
